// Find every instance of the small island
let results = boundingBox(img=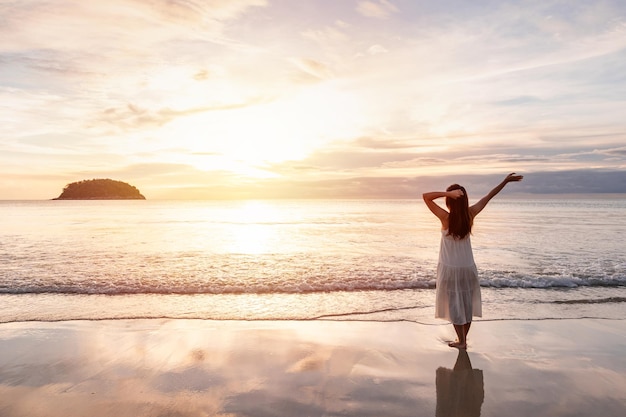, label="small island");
[53,179,146,200]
